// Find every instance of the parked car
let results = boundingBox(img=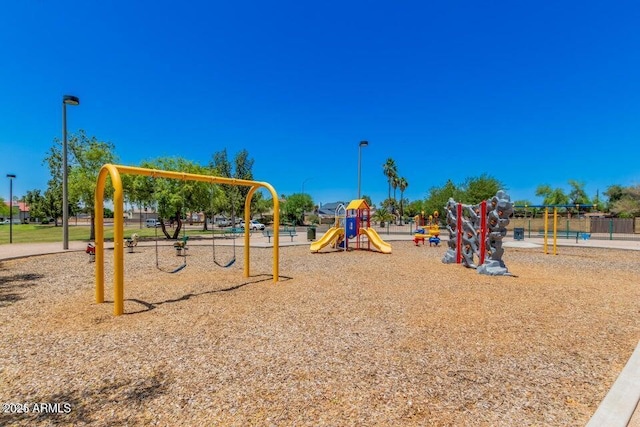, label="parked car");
[215,218,231,227]
[145,219,162,228]
[0,219,21,225]
[239,219,265,230]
